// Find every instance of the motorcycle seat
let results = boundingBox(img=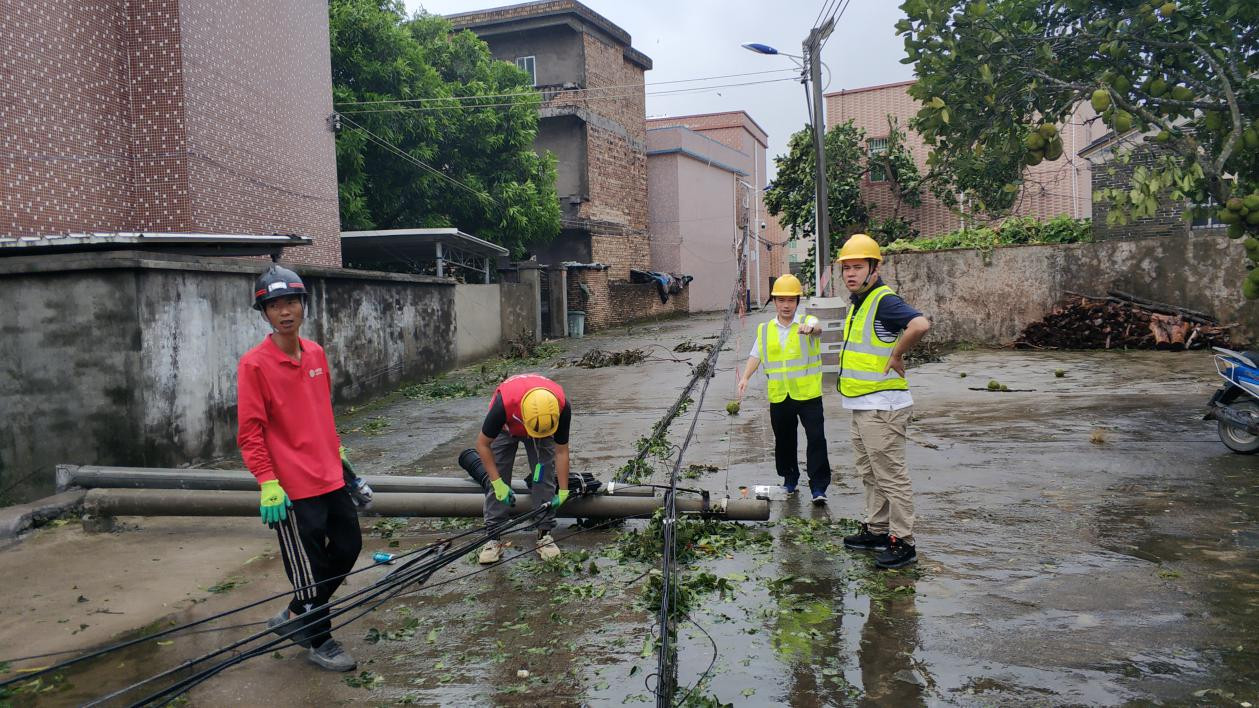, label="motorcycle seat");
[1215,347,1259,368]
